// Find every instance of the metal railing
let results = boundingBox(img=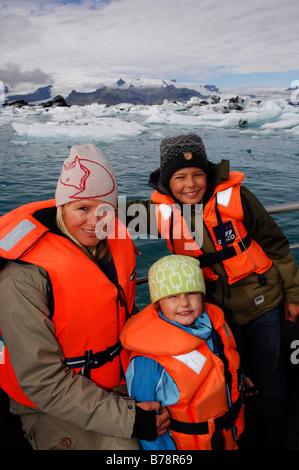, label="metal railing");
[266,202,299,214]
[266,201,299,251]
[136,201,299,285]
